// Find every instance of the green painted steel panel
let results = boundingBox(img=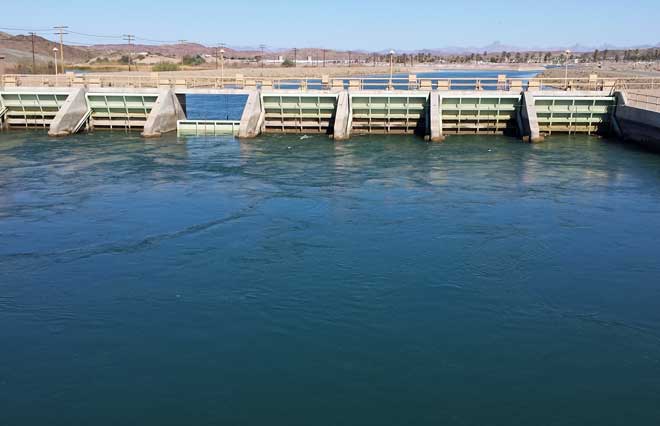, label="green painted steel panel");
[534,96,616,135]
[440,95,521,135]
[177,120,240,136]
[87,93,159,130]
[350,94,428,134]
[262,94,338,133]
[0,92,69,128]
